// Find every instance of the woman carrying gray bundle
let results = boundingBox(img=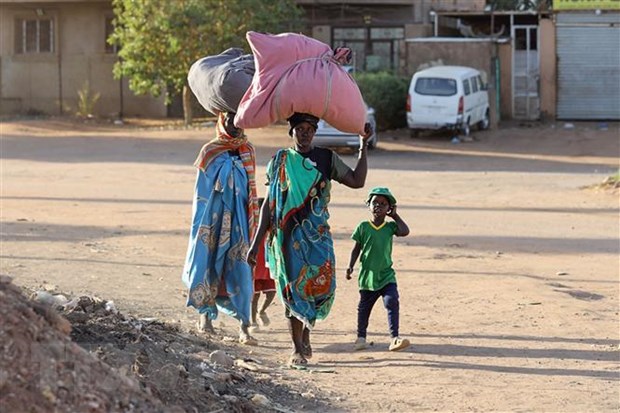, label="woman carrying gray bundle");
[181,112,259,346]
